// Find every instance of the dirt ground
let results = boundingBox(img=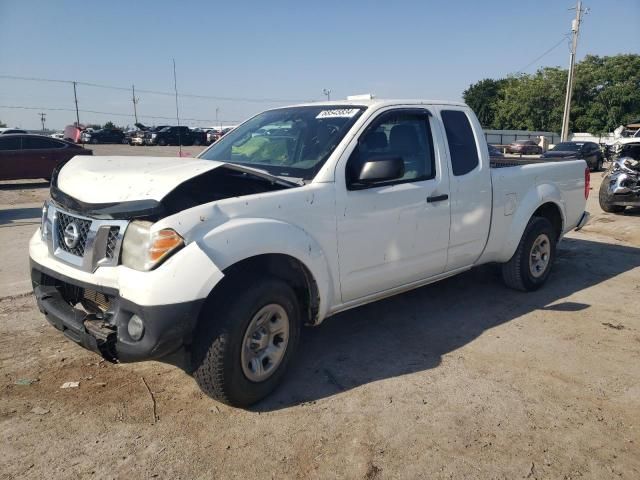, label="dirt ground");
[1,151,639,479]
